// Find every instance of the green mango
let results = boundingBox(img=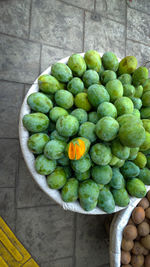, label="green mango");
[23,113,49,133]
